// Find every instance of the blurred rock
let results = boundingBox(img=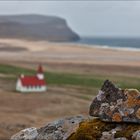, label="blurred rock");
[11,115,85,140]
[89,80,140,123]
[11,127,38,140]
[132,130,140,140]
[67,118,140,140]
[36,115,85,140]
[115,138,127,140]
[100,131,115,140]
[100,126,127,140]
